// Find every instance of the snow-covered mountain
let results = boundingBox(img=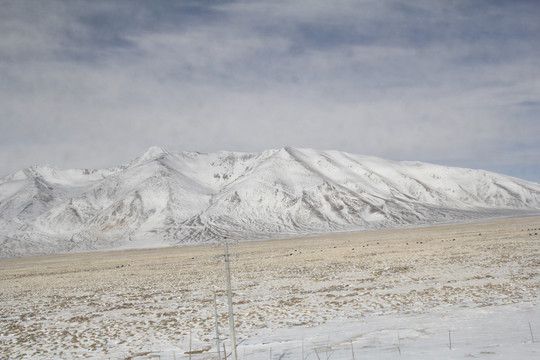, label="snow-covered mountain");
[1,147,540,257]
